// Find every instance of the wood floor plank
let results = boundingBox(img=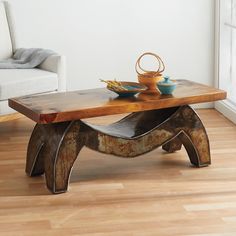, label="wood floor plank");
[0,109,236,235]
